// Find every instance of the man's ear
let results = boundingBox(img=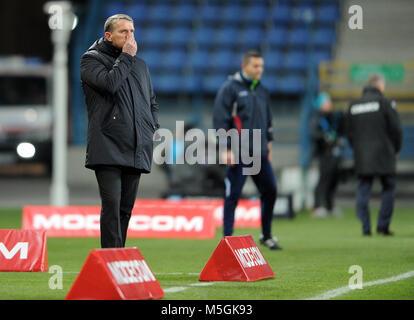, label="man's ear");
[104,32,112,41]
